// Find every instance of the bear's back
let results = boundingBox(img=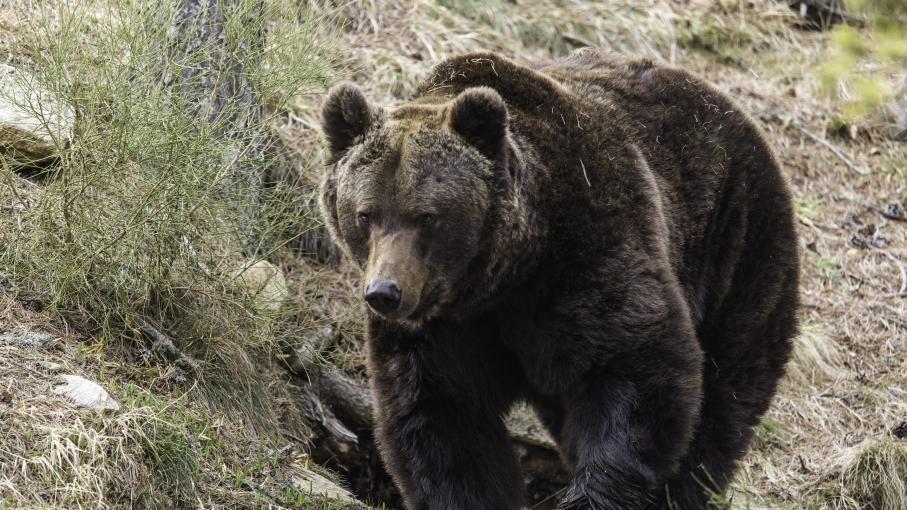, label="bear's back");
[537,50,796,328]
